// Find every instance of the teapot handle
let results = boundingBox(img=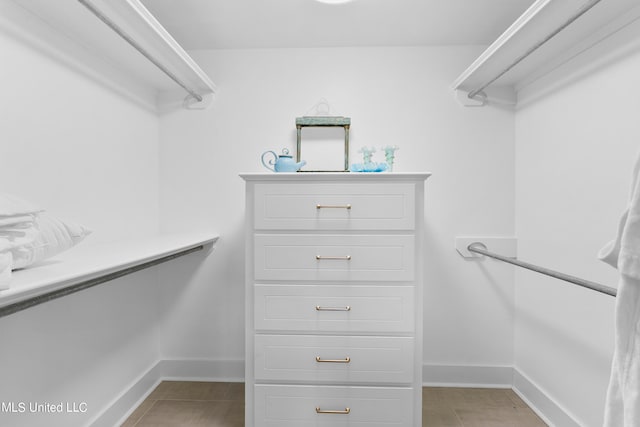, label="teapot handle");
[261,151,277,171]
